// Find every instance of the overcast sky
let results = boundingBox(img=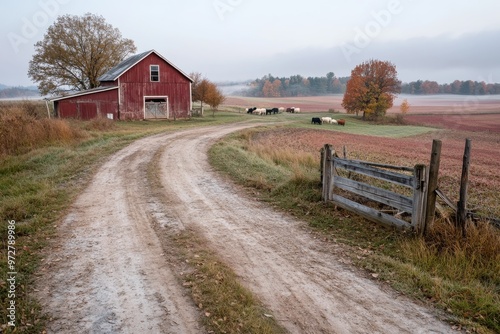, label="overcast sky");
[1,0,500,87]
